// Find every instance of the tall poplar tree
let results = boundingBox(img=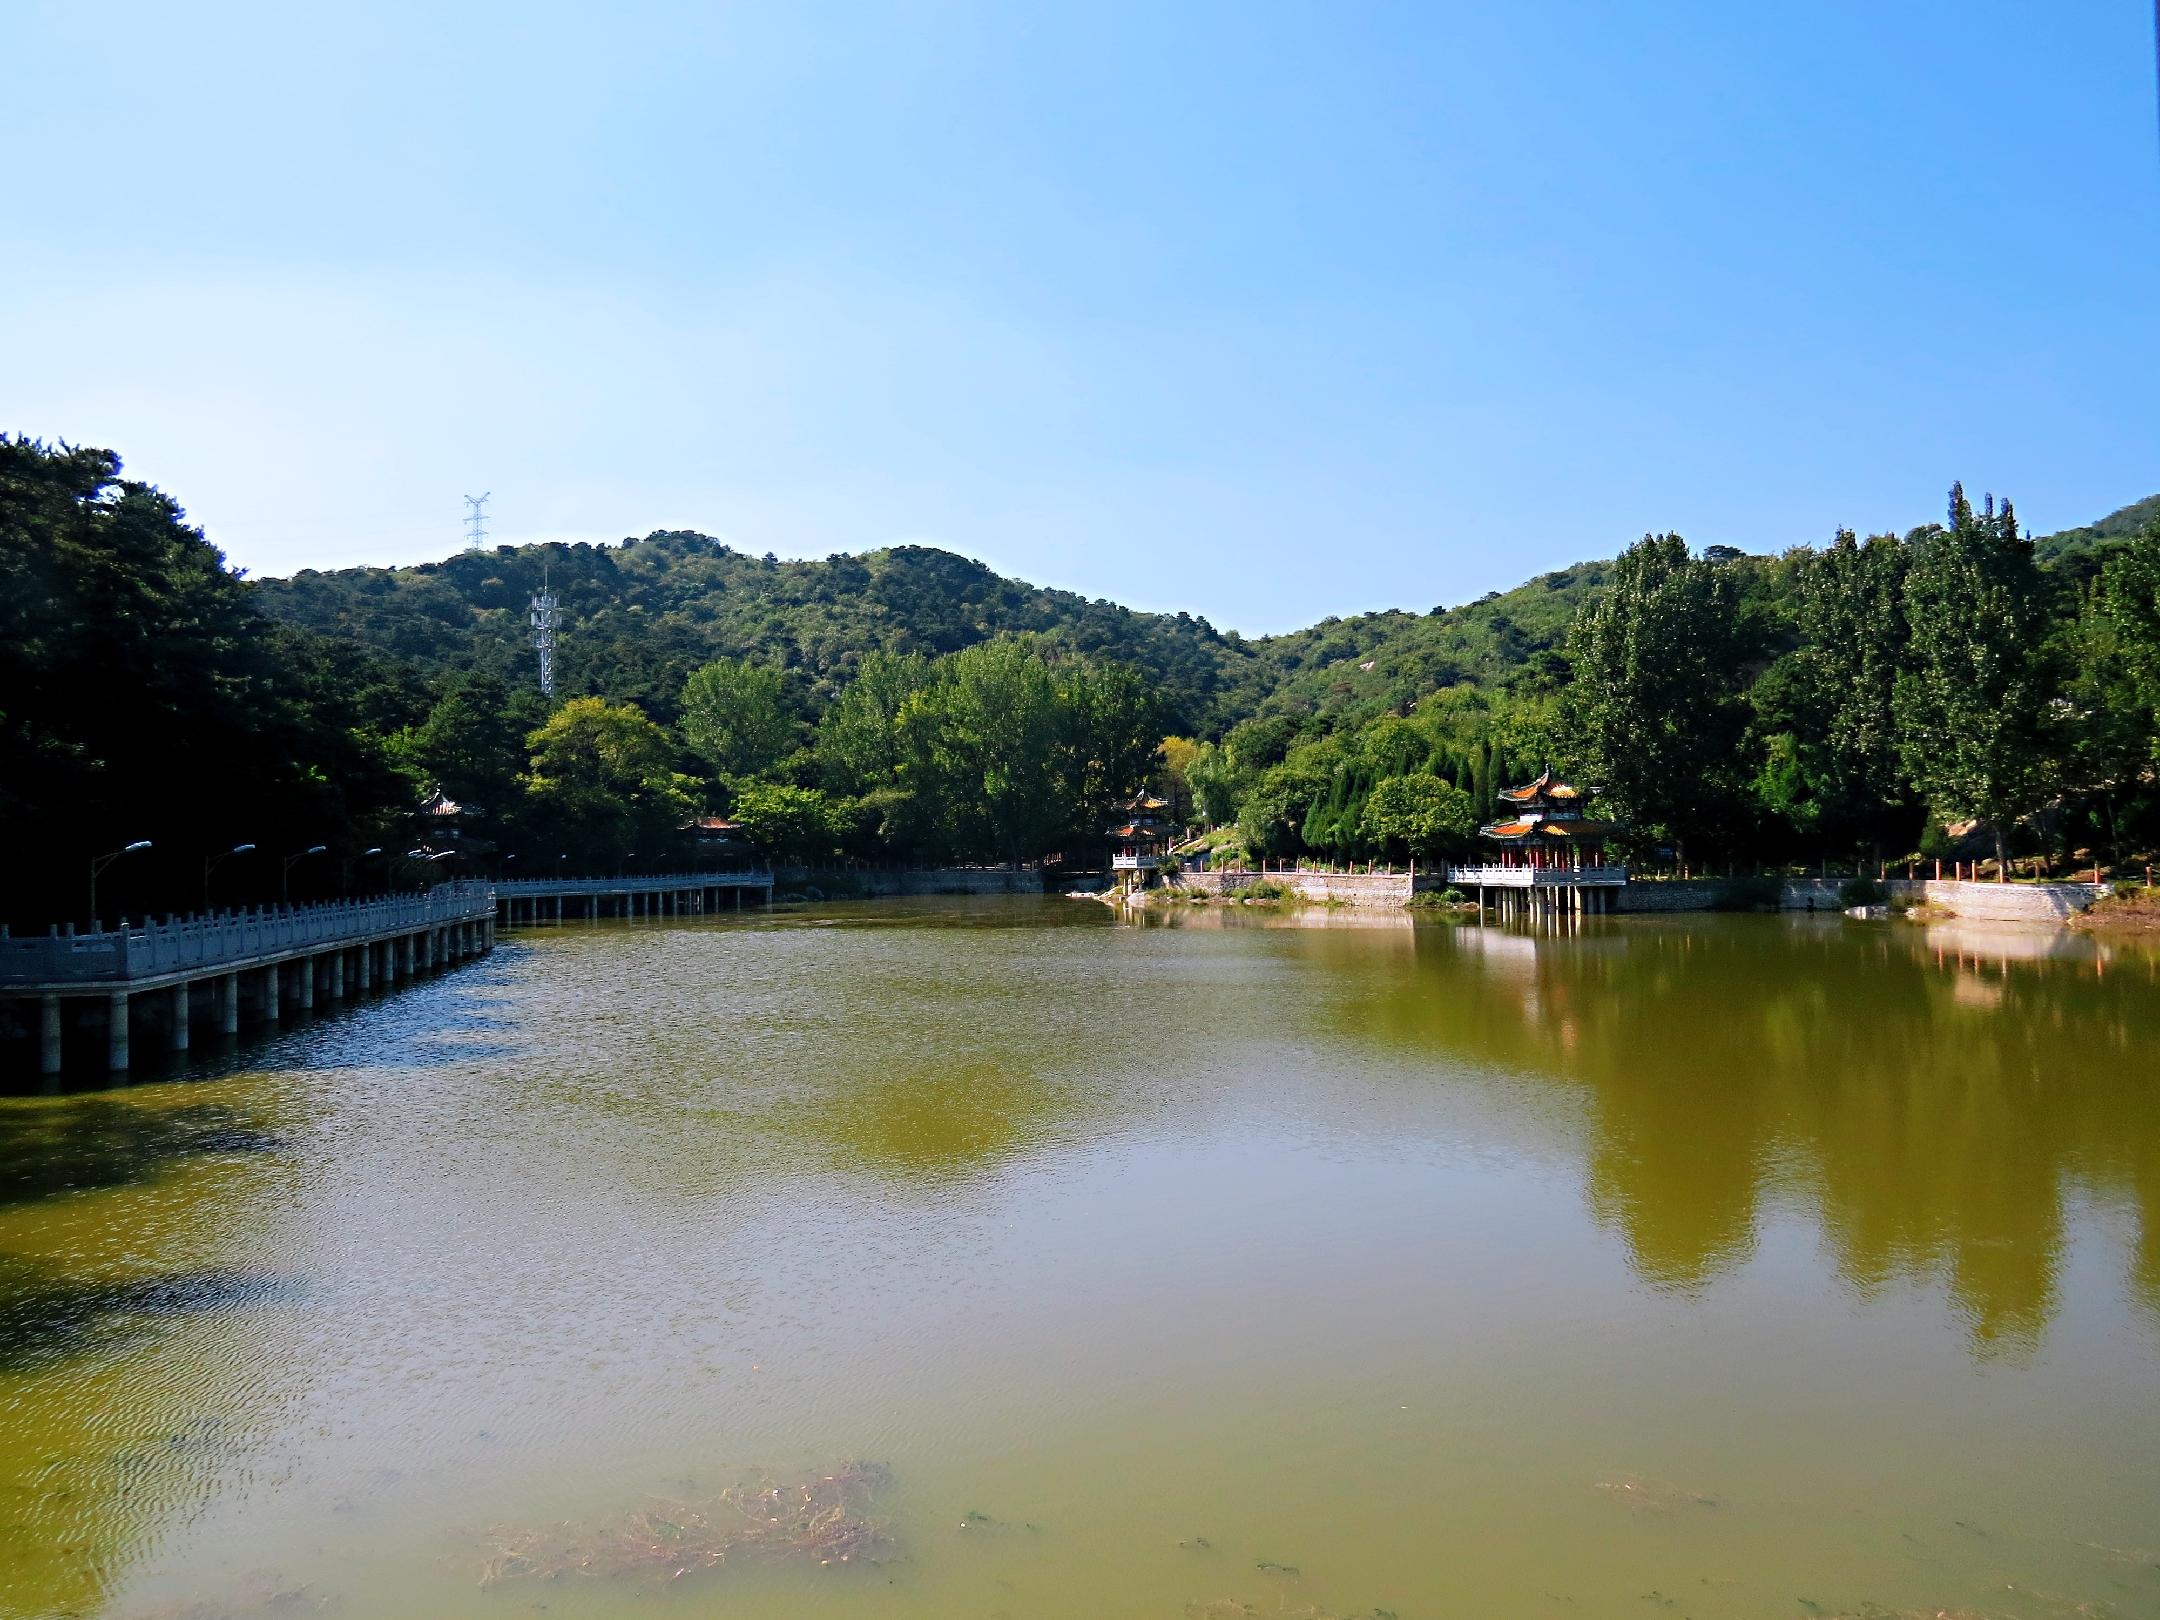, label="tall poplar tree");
[1894,485,2048,880]
[1563,533,1747,867]
[1791,529,1911,845]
